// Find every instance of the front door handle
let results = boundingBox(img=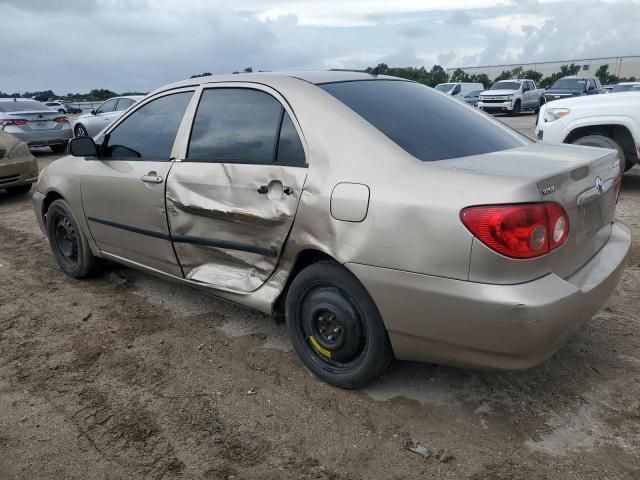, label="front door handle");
[141,174,163,184]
